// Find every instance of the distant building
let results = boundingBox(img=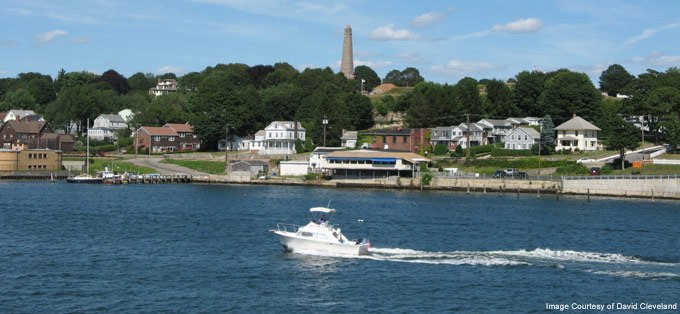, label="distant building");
[359,127,427,153]
[135,126,179,153]
[0,120,53,149]
[89,113,128,141]
[309,147,344,171]
[3,109,37,123]
[164,123,201,151]
[0,149,63,172]
[149,79,178,97]
[554,115,601,152]
[477,119,513,143]
[323,150,430,179]
[340,130,357,148]
[254,121,306,155]
[229,160,268,178]
[340,25,354,79]
[504,127,540,150]
[38,133,76,151]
